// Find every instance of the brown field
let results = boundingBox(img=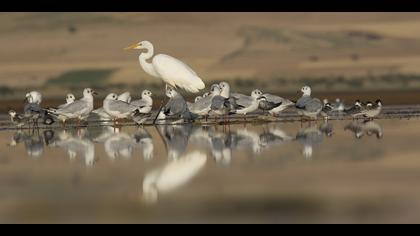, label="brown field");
[2,13,420,100]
